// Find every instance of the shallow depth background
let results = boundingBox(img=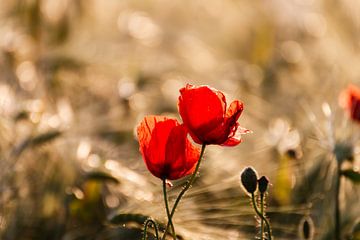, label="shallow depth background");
[0,0,360,239]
